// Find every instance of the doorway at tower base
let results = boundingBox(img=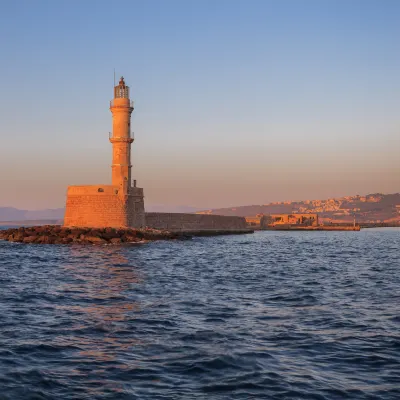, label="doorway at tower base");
[63,185,145,228]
